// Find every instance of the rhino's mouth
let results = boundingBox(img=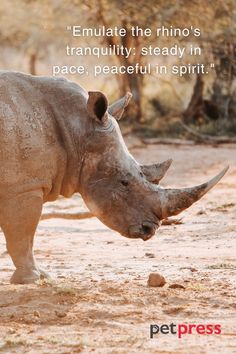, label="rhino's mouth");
[128,221,159,241]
